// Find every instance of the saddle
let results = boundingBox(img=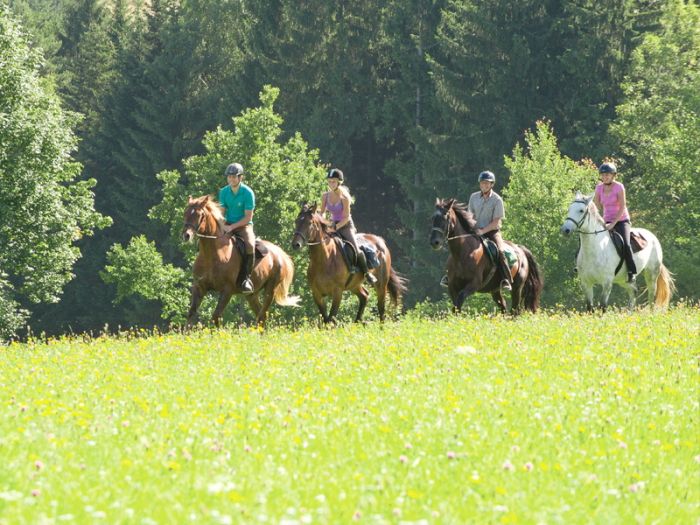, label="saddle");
[482,238,518,269]
[610,230,647,255]
[610,229,647,276]
[231,235,268,260]
[332,235,380,273]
